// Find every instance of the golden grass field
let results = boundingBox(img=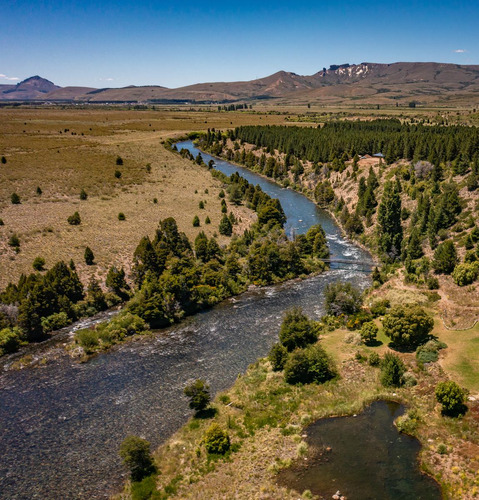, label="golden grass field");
[0,108,292,289]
